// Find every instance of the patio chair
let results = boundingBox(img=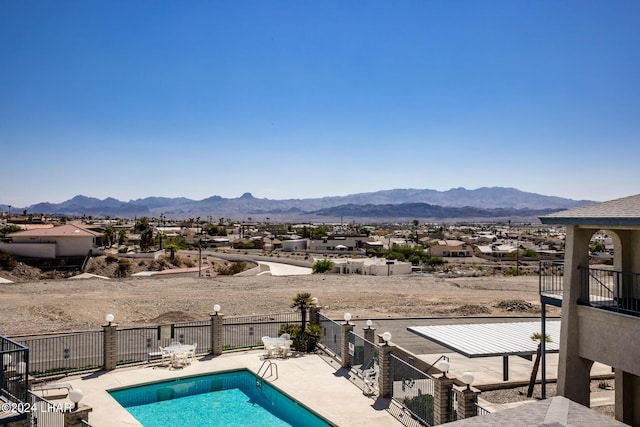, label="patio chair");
[262,336,277,359]
[188,343,198,361]
[281,340,293,358]
[171,350,190,369]
[158,346,172,367]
